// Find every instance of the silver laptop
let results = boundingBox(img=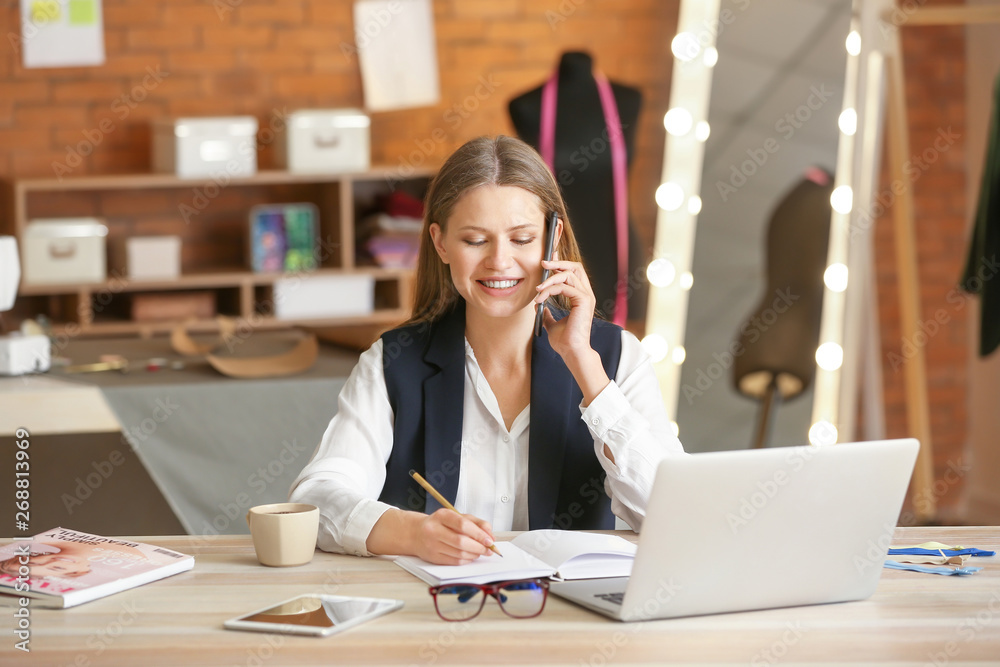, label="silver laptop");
[549,438,919,621]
